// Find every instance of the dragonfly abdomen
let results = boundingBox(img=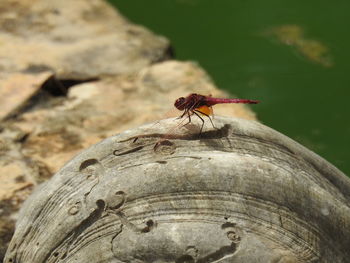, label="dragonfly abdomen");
[205,97,259,106]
